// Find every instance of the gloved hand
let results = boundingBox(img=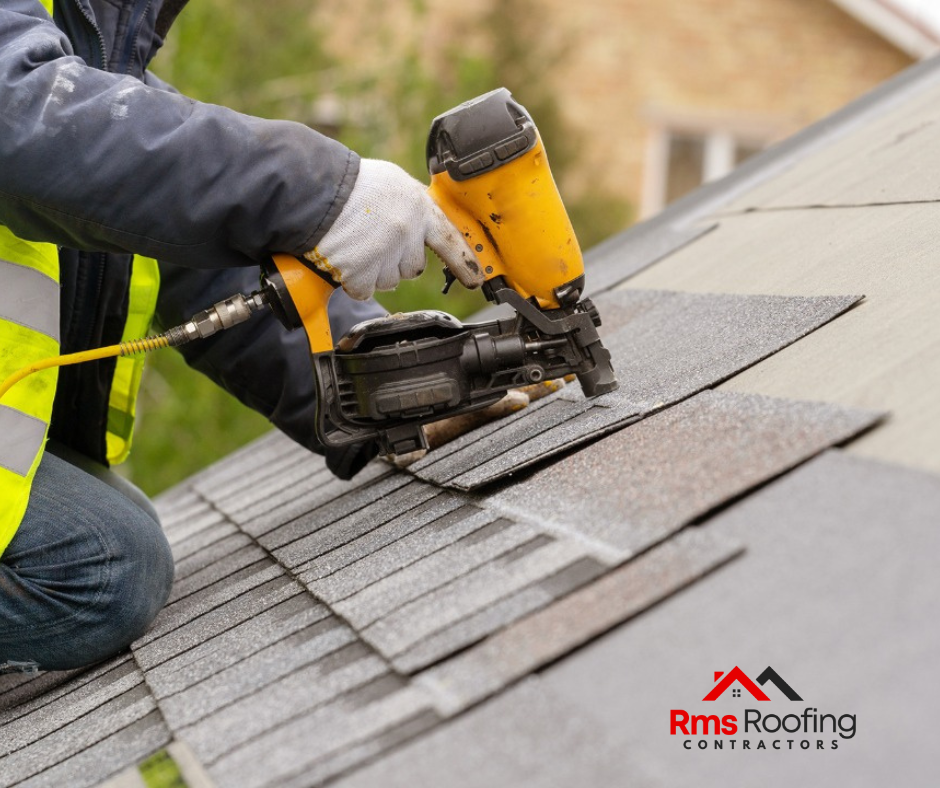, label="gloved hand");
[304,159,484,300]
